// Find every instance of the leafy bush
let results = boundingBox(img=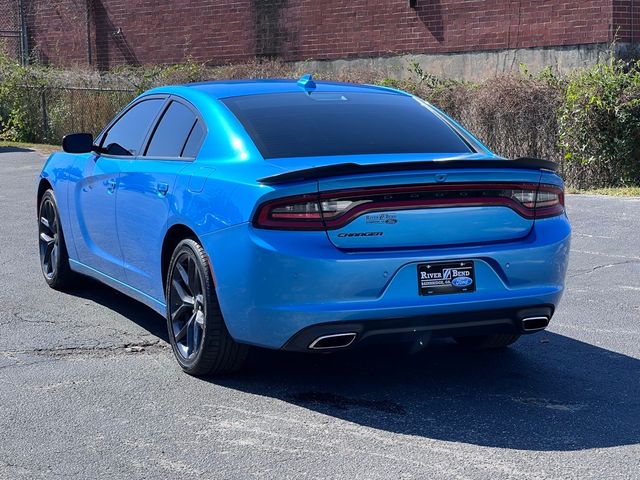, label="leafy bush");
[0,57,49,142]
[559,59,640,188]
